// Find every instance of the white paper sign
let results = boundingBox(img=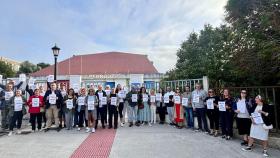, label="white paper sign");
[32,98,40,107]
[156,93,162,101]
[164,96,169,103]
[237,100,246,113]
[111,97,117,106]
[61,91,67,97]
[101,97,107,105]
[5,91,14,100]
[150,96,156,103]
[66,99,73,109]
[73,84,79,93]
[192,94,200,103]
[174,96,181,104]
[0,75,2,83]
[49,94,57,104]
[105,90,111,96]
[206,99,214,109]
[218,101,226,111]
[182,98,189,106]
[98,92,103,100]
[78,97,85,106]
[14,97,23,111]
[88,97,95,110]
[47,75,54,83]
[28,78,35,86]
[19,74,26,82]
[132,94,138,102]
[143,94,148,102]
[118,91,125,98]
[252,112,264,124]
